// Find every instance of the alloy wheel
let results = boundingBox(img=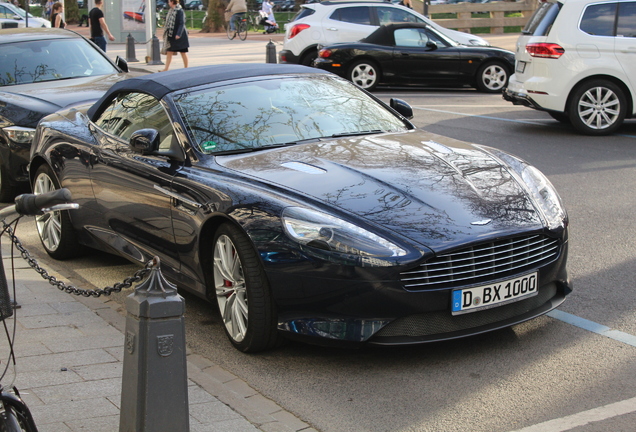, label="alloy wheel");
[351,63,377,90]
[214,234,248,343]
[33,172,62,252]
[480,64,508,92]
[577,86,621,130]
